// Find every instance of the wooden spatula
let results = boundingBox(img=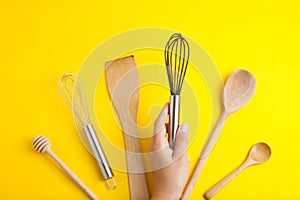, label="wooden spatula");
[105,56,149,200]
